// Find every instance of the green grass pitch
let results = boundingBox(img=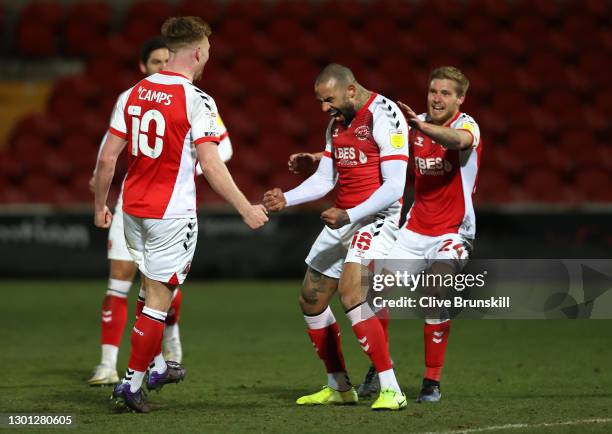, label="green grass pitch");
[2,280,612,433]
